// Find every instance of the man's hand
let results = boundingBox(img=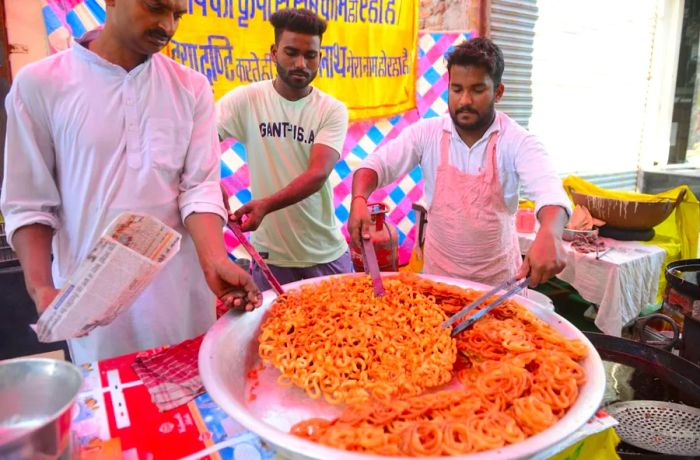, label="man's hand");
[232,199,271,232]
[347,198,372,248]
[518,206,568,286]
[348,168,380,247]
[10,224,57,315]
[204,258,262,311]
[519,228,566,286]
[185,212,262,311]
[228,144,339,233]
[31,285,60,315]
